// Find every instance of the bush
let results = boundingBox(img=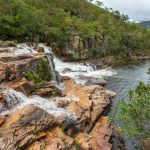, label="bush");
[116,82,150,140]
[25,58,52,88]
